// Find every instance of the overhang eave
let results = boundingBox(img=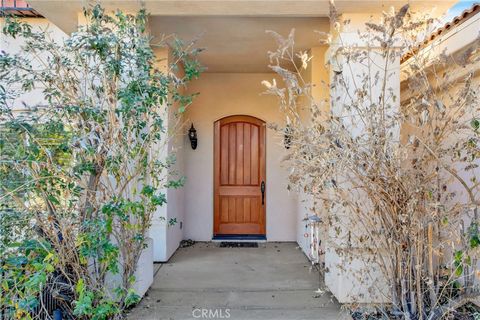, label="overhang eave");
[27,0,455,34]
